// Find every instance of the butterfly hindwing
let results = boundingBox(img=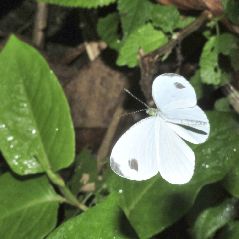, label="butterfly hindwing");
[157,118,195,184]
[164,106,210,144]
